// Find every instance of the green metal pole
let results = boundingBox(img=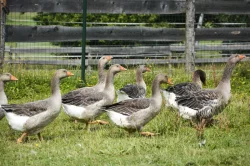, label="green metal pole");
[81,0,87,85]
